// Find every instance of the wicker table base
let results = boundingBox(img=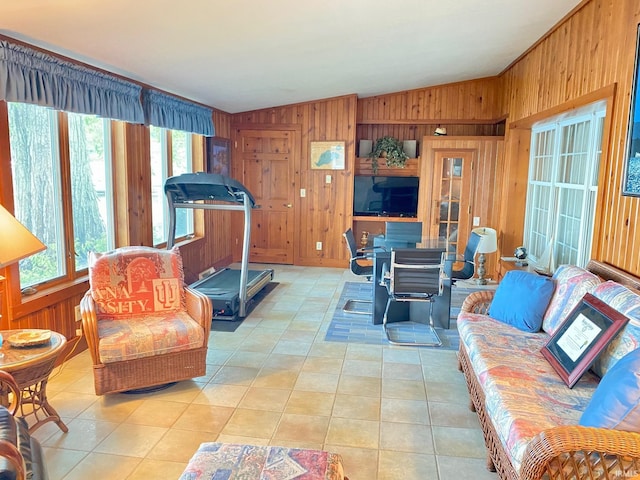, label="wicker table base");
[0,329,68,434]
